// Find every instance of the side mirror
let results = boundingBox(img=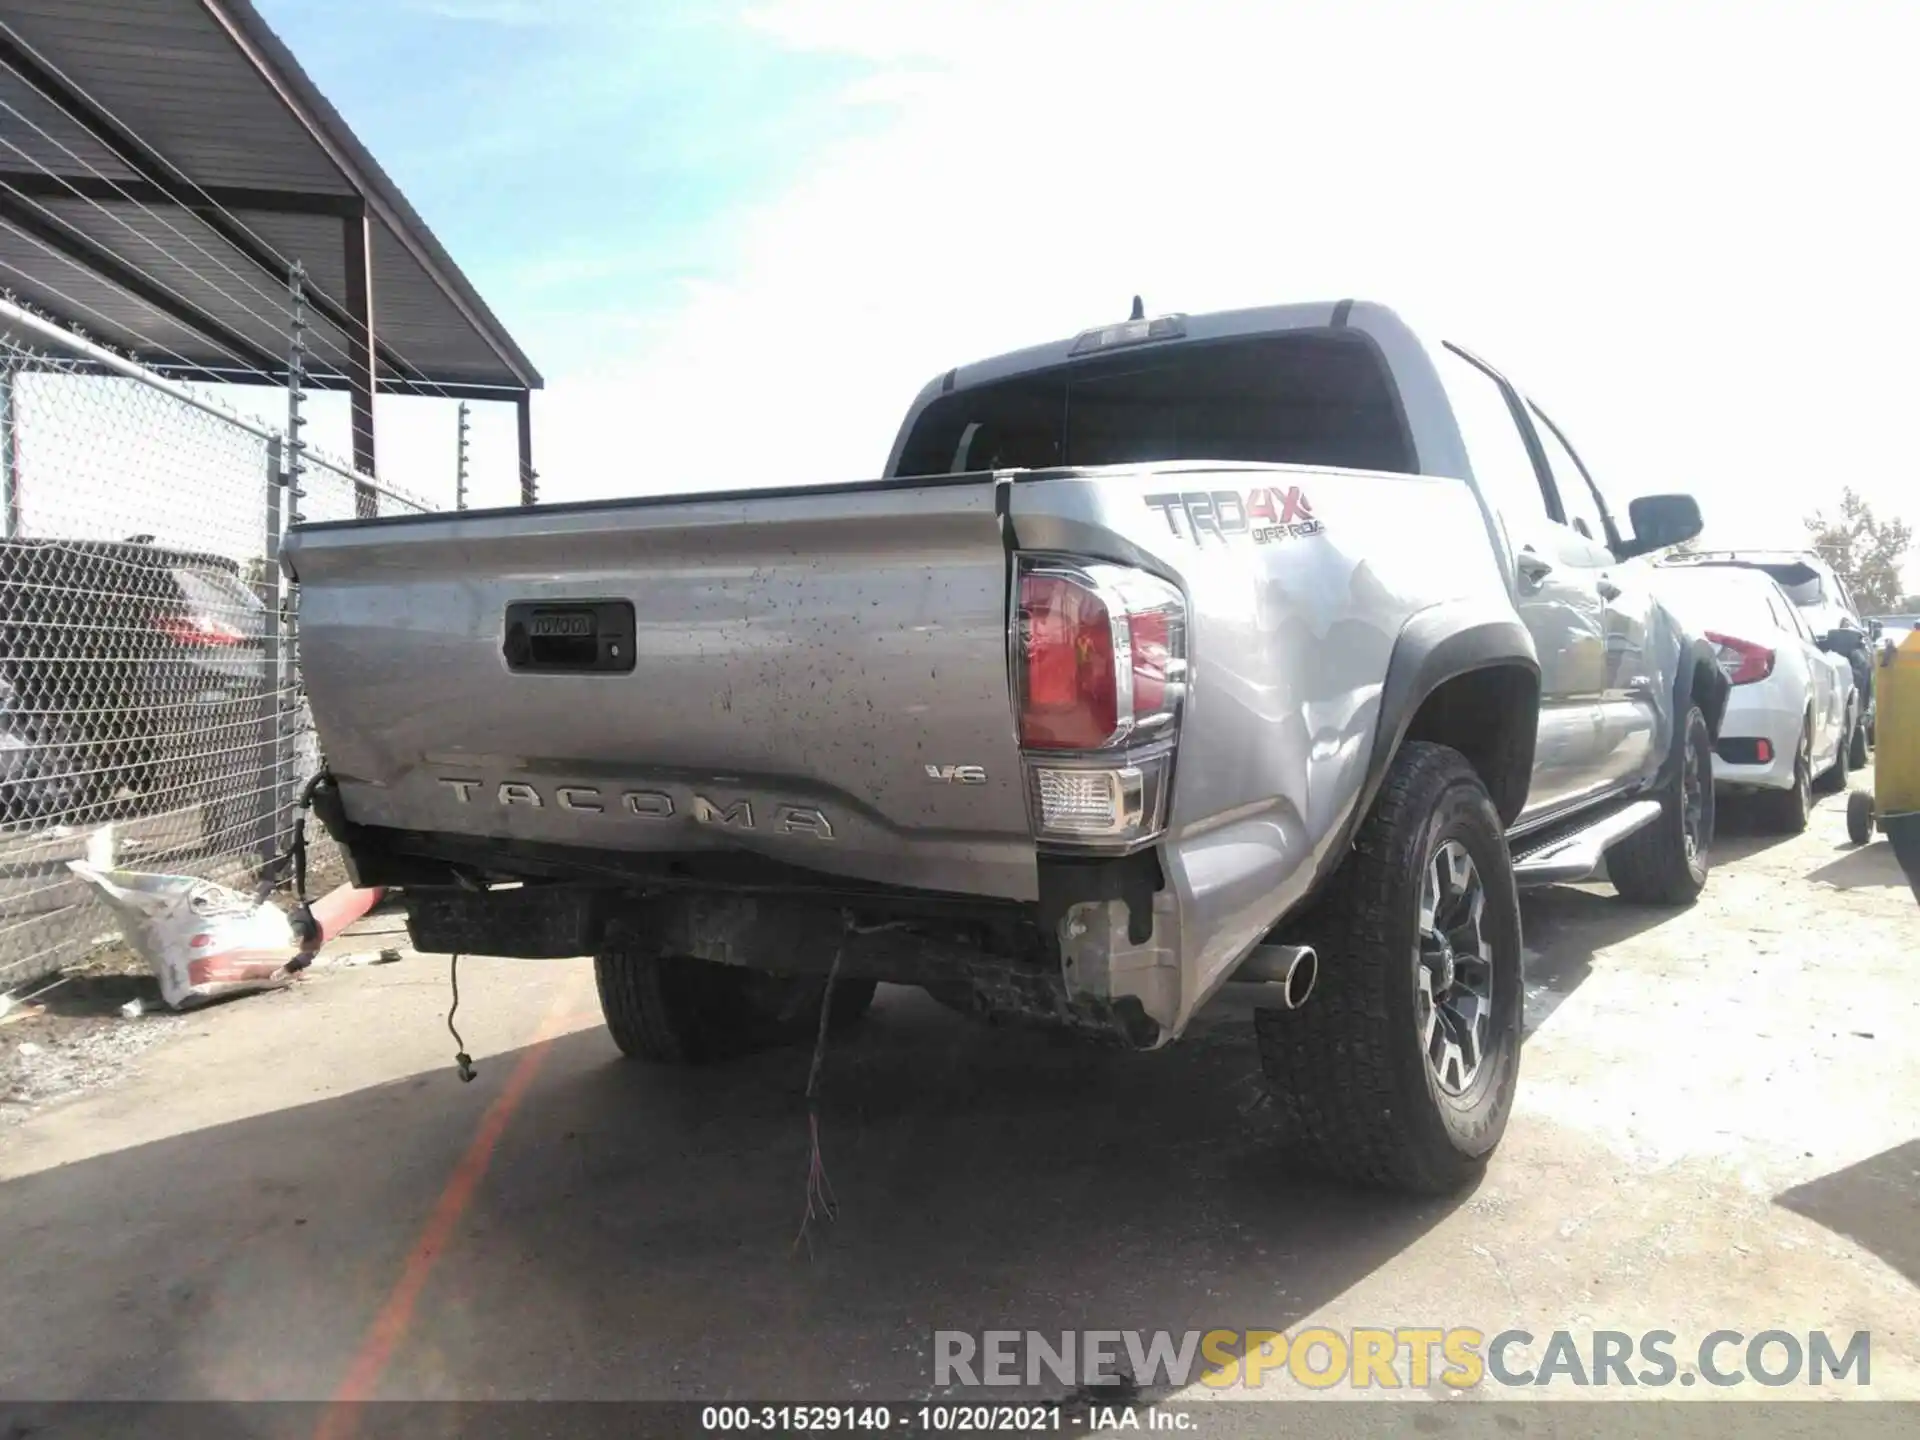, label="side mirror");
[1617,493,1703,559]
[1825,628,1866,656]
